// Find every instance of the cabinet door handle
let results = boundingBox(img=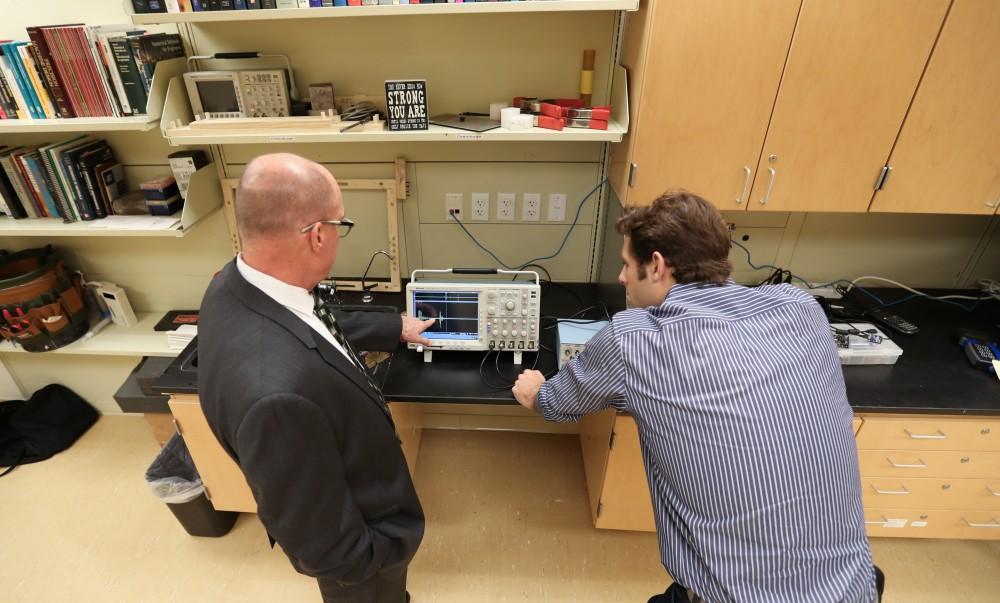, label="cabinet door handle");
[736,166,751,205]
[865,514,888,526]
[986,485,1000,497]
[871,485,910,495]
[887,457,927,469]
[904,428,946,440]
[963,517,1000,529]
[758,167,776,205]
